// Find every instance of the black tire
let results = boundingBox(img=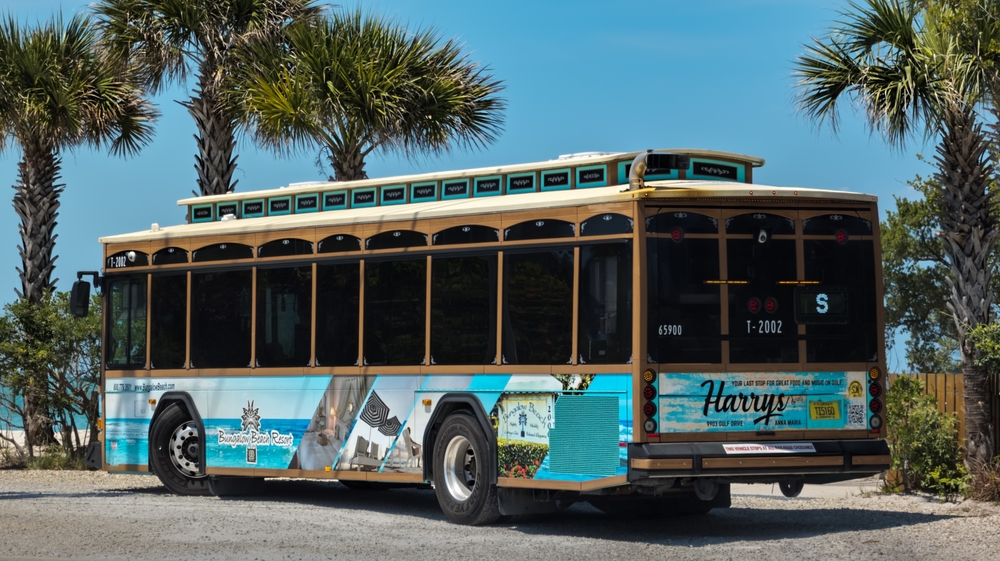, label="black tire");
[149,403,211,496]
[432,412,500,525]
[779,480,804,498]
